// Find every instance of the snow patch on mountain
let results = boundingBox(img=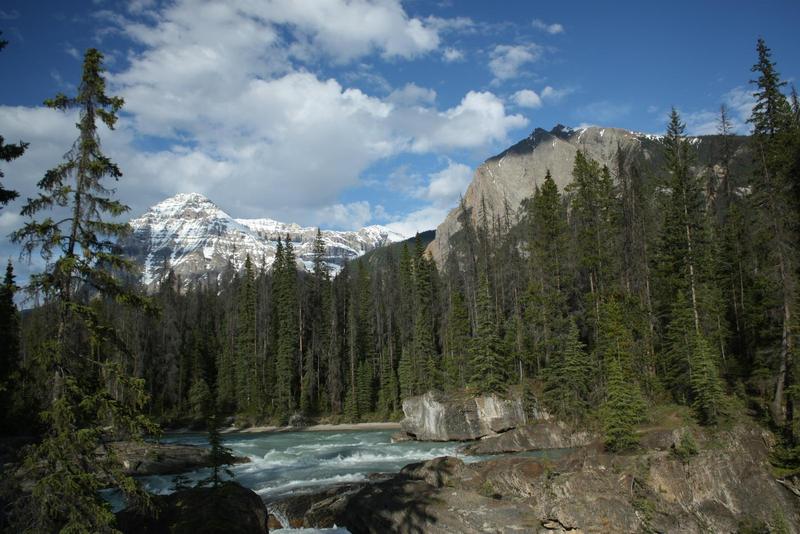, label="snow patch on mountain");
[125,193,405,289]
